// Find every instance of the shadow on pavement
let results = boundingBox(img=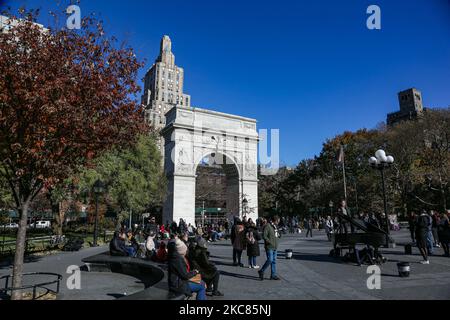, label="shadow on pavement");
[210,260,238,267]
[219,270,261,281]
[0,255,43,270]
[287,252,352,265]
[107,293,127,299]
[381,273,401,278]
